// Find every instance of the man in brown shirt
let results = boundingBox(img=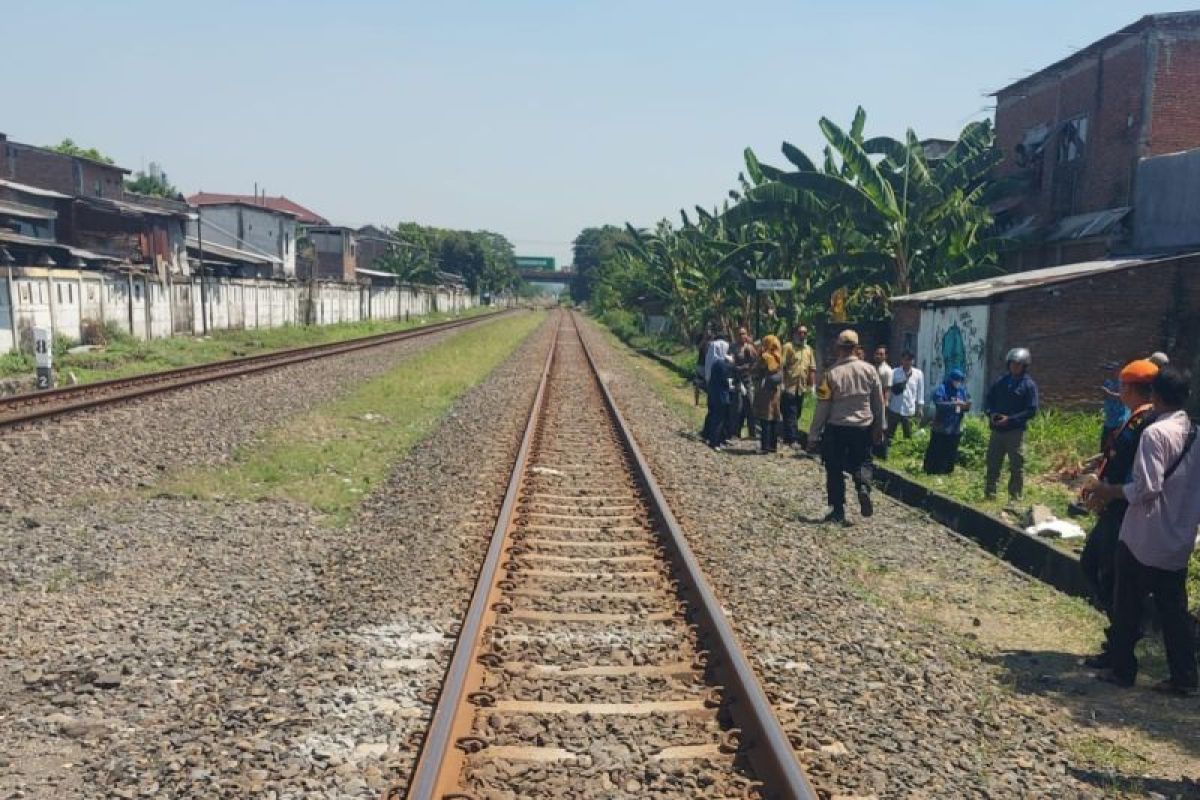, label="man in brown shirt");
[808,329,885,525]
